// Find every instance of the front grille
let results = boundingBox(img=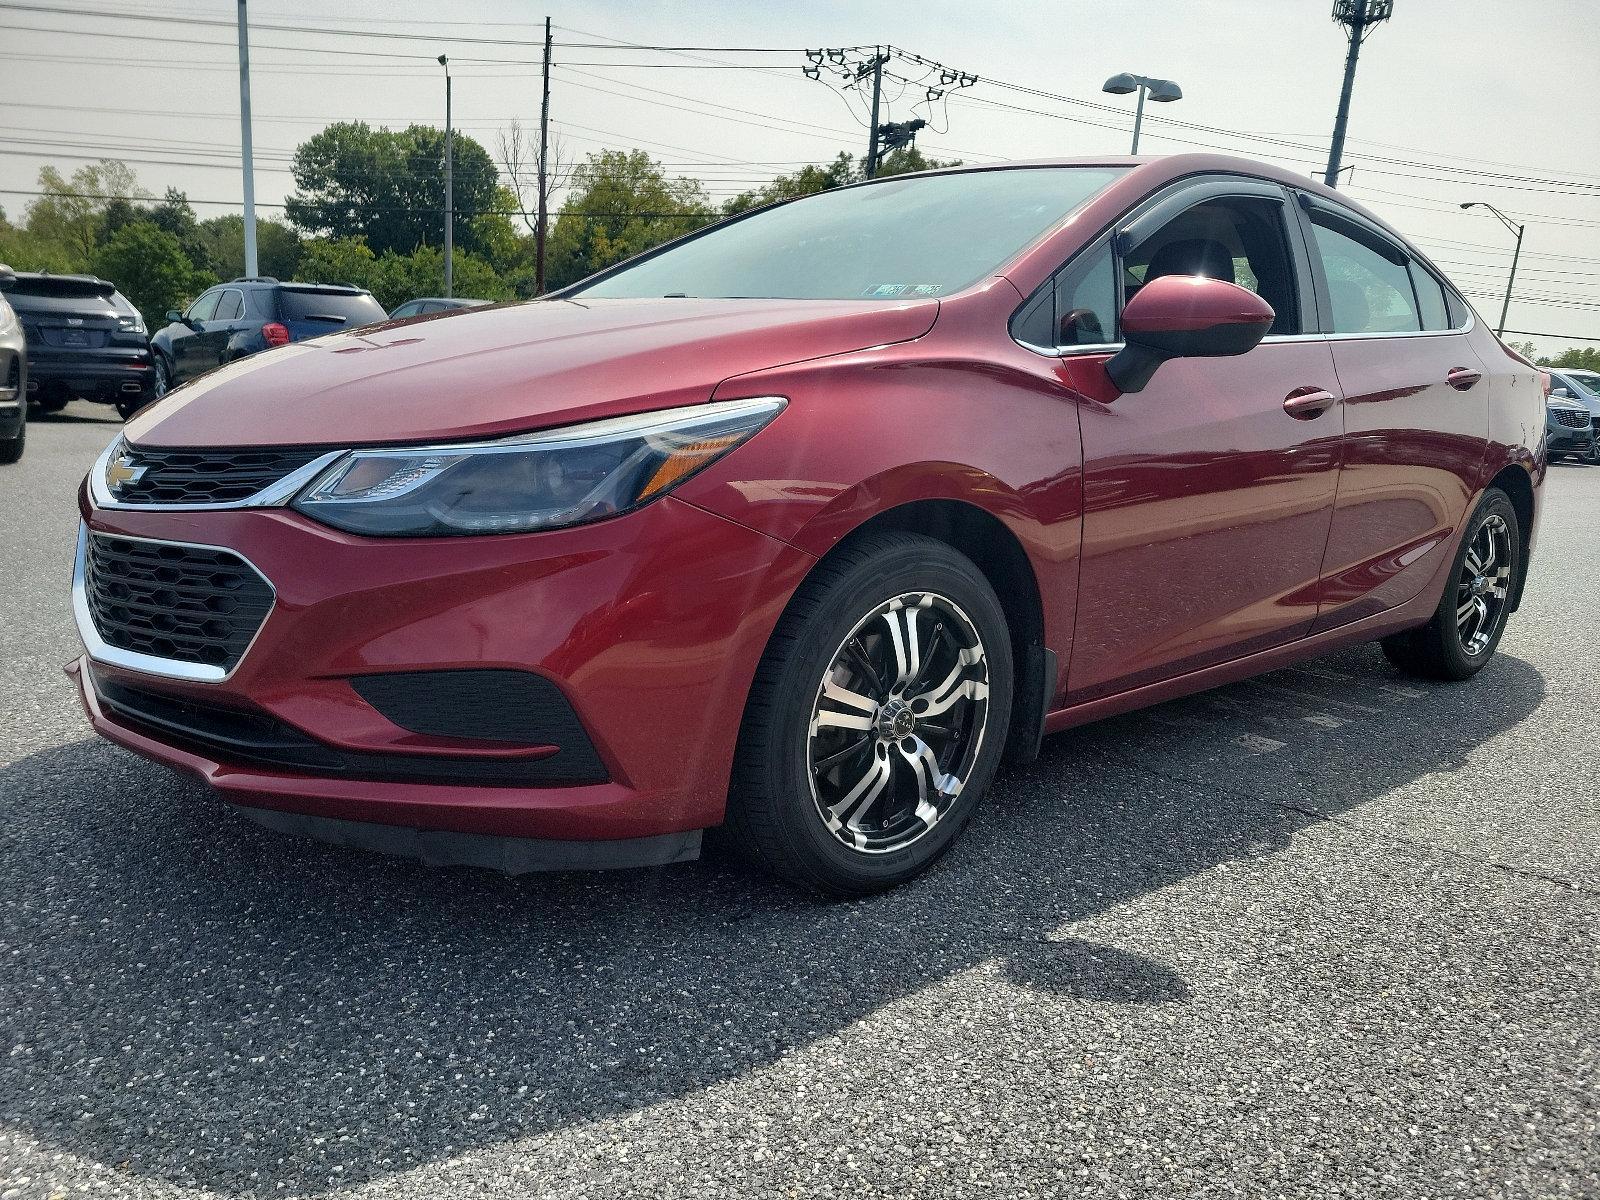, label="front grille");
[83,533,273,671]
[111,445,328,505]
[1552,408,1590,430]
